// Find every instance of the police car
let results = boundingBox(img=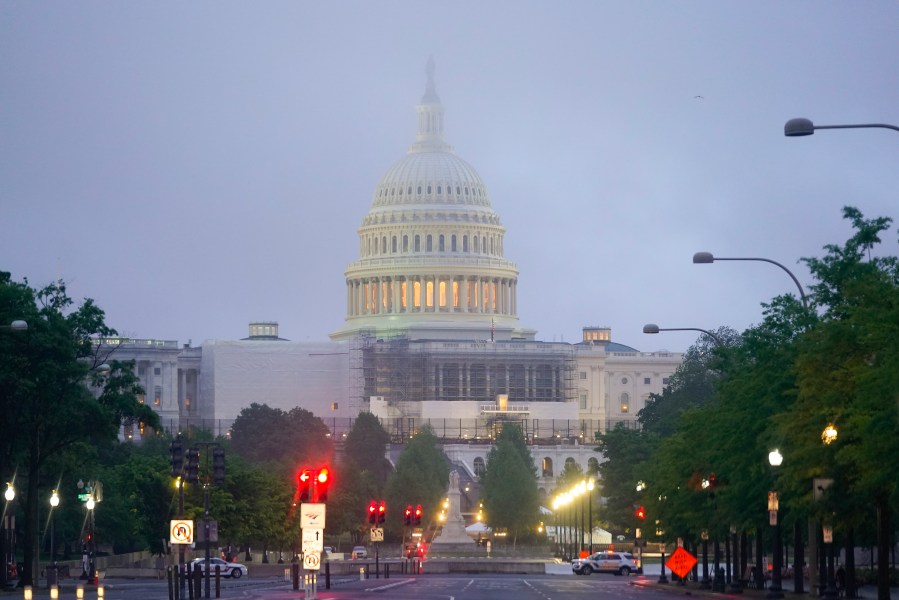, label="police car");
[571,551,639,576]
